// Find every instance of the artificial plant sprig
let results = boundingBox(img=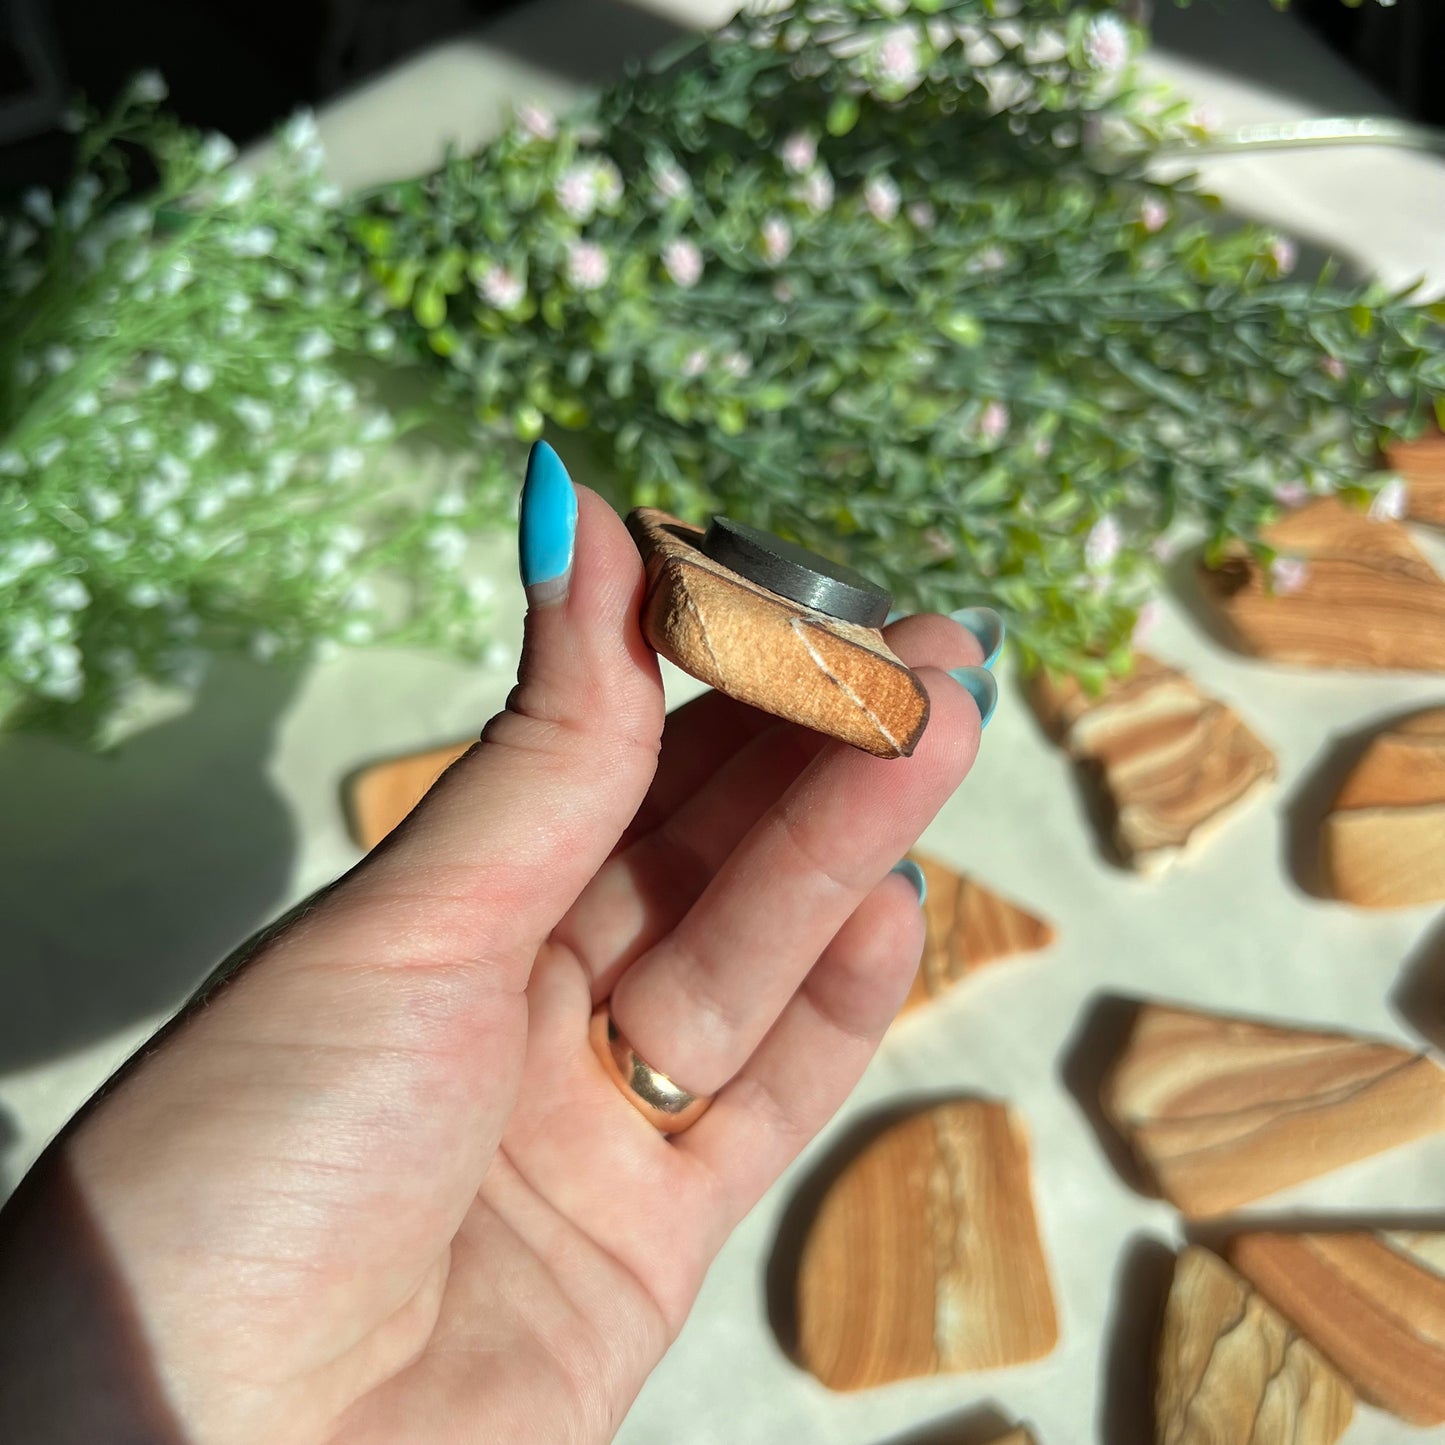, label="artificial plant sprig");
[0,76,510,742]
[353,0,1445,681]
